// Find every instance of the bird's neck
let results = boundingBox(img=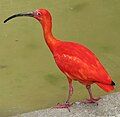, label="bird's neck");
[40,20,59,52]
